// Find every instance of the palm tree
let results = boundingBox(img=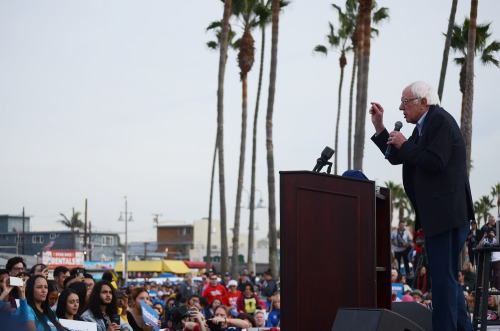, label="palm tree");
[352,0,388,170]
[475,195,495,227]
[59,211,83,250]
[491,182,500,215]
[449,17,500,176]
[216,0,233,274]
[266,0,280,279]
[206,17,239,273]
[384,180,399,223]
[314,19,352,175]
[206,136,217,272]
[437,0,458,101]
[230,0,261,278]
[58,212,84,229]
[247,0,274,274]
